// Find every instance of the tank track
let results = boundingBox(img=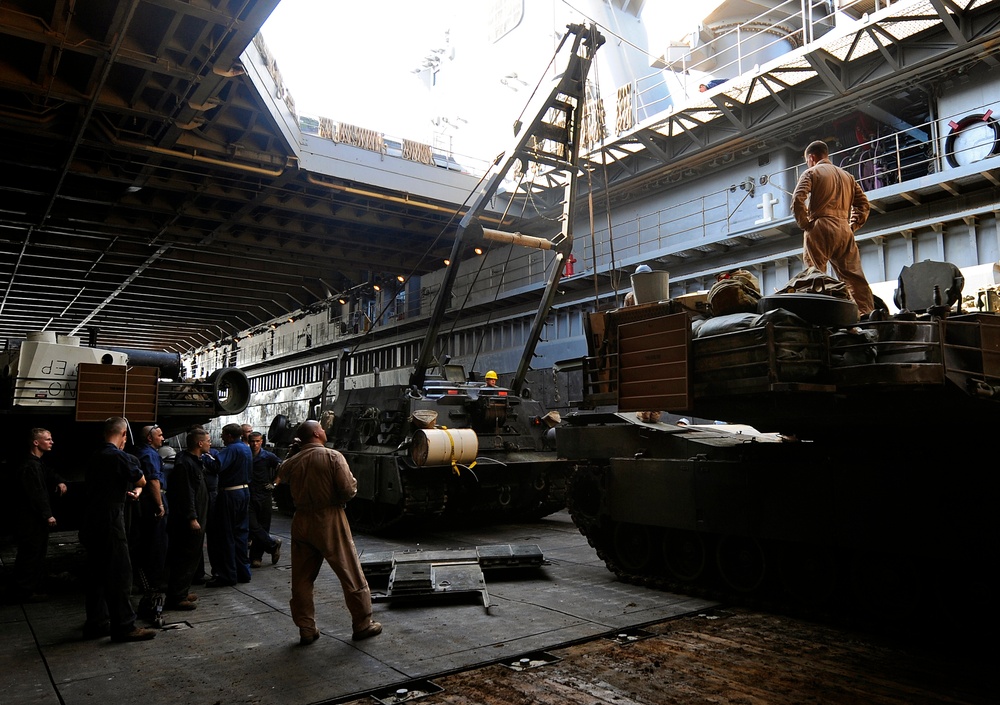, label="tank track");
[347,460,570,534]
[565,463,978,636]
